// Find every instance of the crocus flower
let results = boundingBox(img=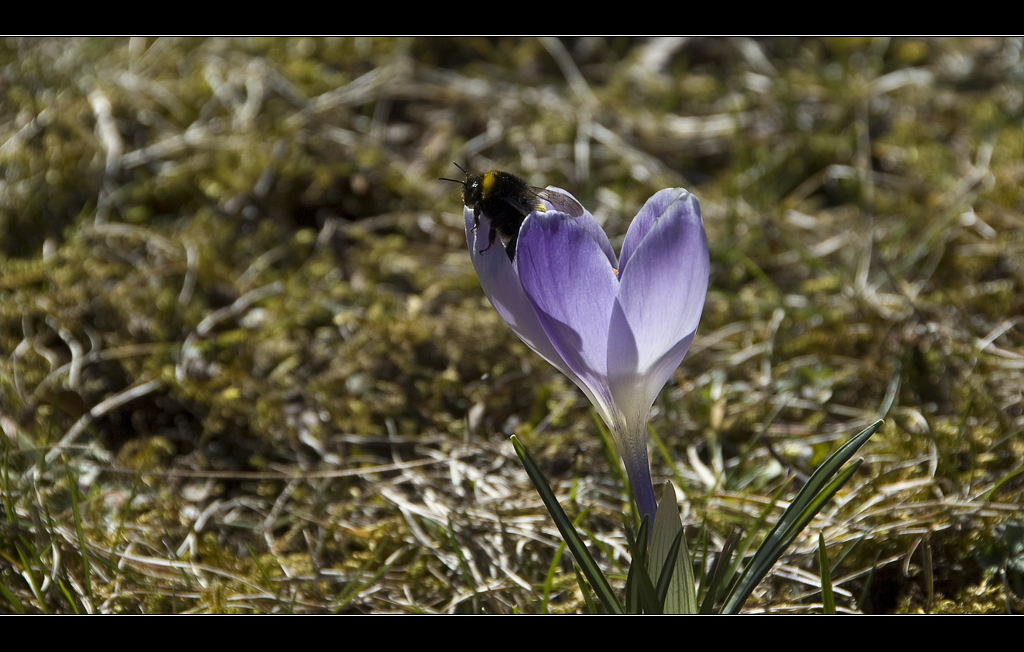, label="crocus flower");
[465,186,710,524]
